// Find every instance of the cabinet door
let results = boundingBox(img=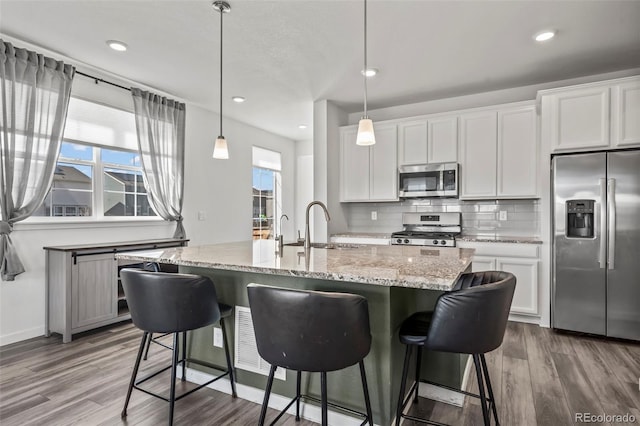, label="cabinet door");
[611,80,640,147]
[497,106,537,198]
[340,128,370,201]
[370,124,398,201]
[428,116,457,163]
[459,111,497,198]
[549,86,610,152]
[471,256,496,272]
[398,120,428,166]
[71,253,117,328]
[496,257,539,316]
